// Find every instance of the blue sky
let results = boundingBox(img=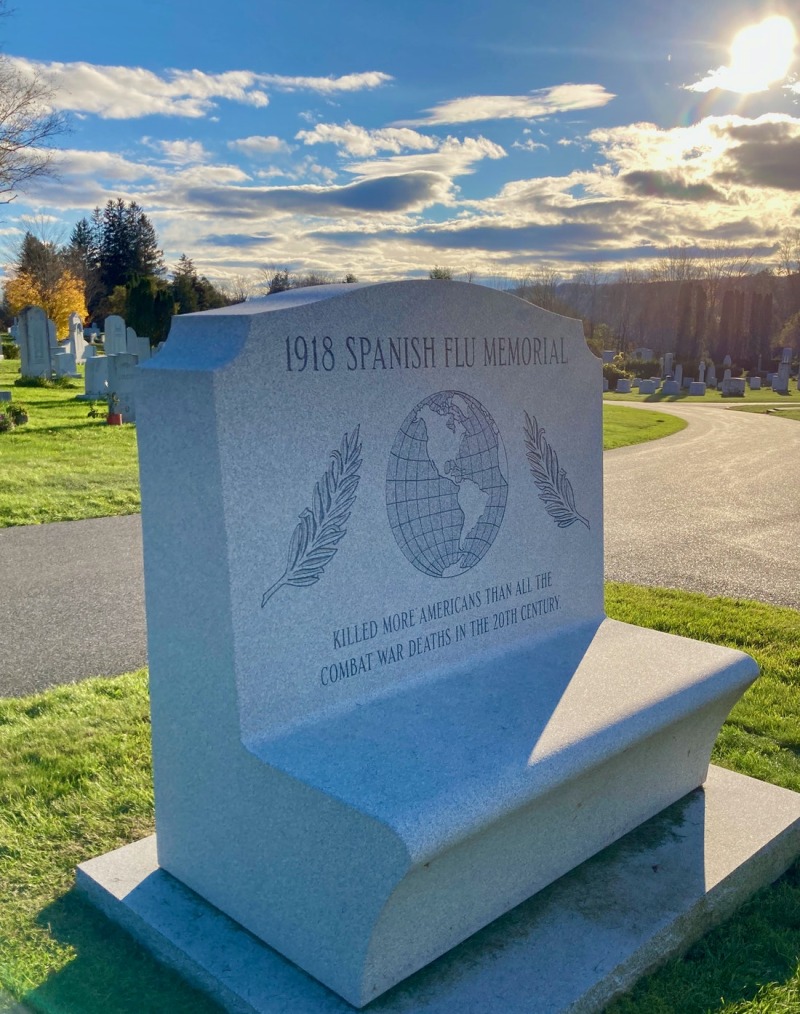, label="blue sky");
[5,0,800,288]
